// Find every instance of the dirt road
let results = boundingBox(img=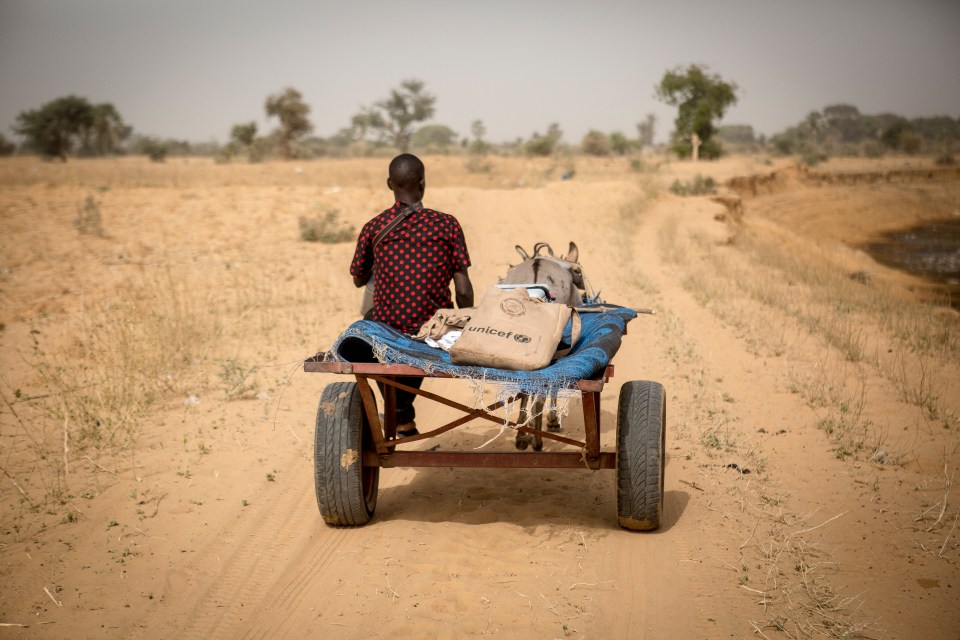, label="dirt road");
[1,156,957,639]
